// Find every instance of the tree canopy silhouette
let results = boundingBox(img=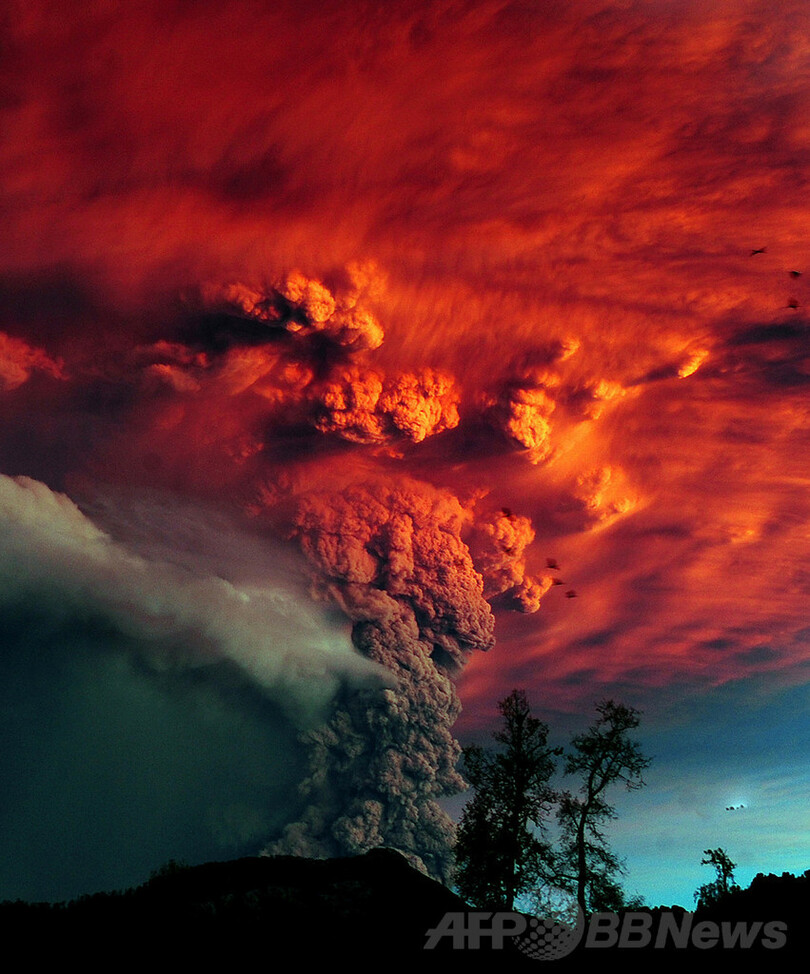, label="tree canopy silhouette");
[554,699,651,914]
[694,847,739,908]
[453,689,559,910]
